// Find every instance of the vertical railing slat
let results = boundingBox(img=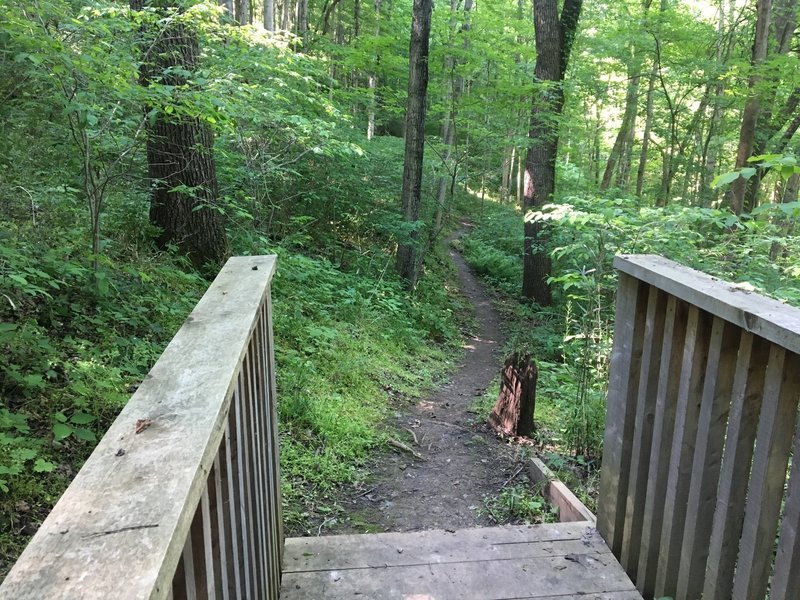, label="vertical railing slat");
[225,414,247,599]
[234,382,256,599]
[212,454,230,600]
[676,318,740,600]
[264,288,284,592]
[620,286,667,579]
[732,349,800,599]
[634,296,688,597]
[772,418,800,599]
[654,306,712,596]
[702,333,769,600]
[597,274,649,553]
